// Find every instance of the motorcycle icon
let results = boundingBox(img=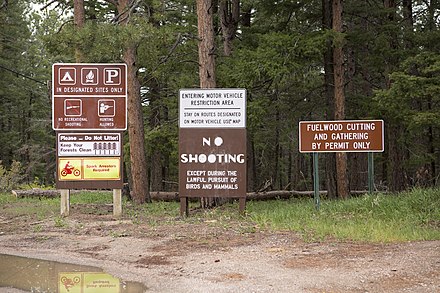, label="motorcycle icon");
[60,275,80,291]
[61,161,81,177]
